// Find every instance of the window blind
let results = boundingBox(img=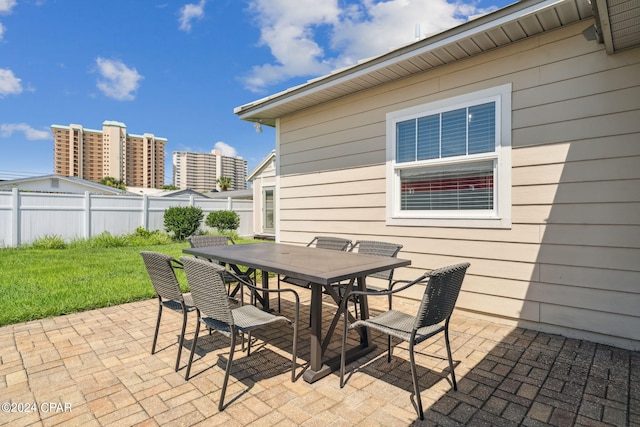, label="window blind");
[400,160,494,211]
[396,101,496,163]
